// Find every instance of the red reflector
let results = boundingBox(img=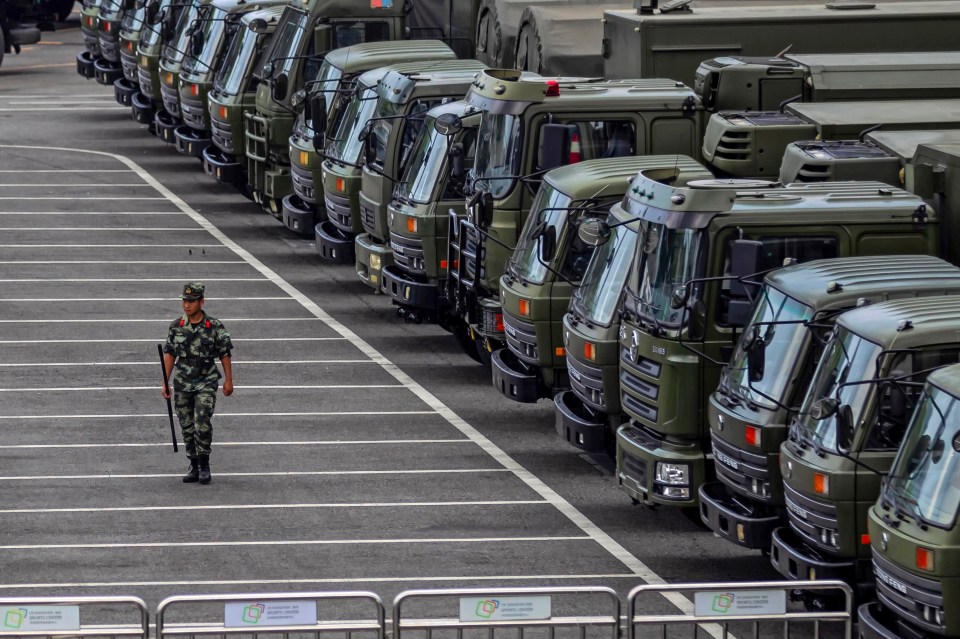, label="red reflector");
[453,259,459,270]
[917,547,935,571]
[518,299,530,316]
[191,84,199,97]
[861,534,871,546]
[584,342,596,361]
[545,80,560,97]
[495,313,504,333]
[104,21,110,32]
[745,425,761,447]
[440,260,448,270]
